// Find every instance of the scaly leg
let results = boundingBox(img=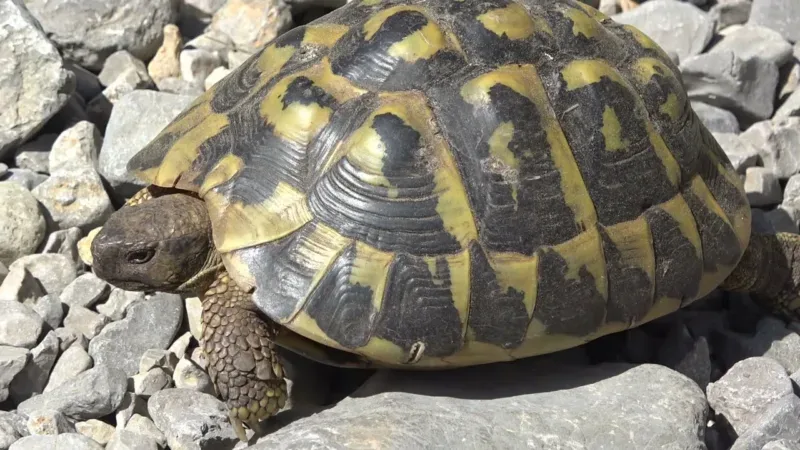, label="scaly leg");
[721,232,800,321]
[201,270,288,441]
